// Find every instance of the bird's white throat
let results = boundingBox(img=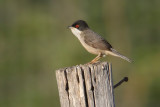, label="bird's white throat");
[70,27,82,39]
